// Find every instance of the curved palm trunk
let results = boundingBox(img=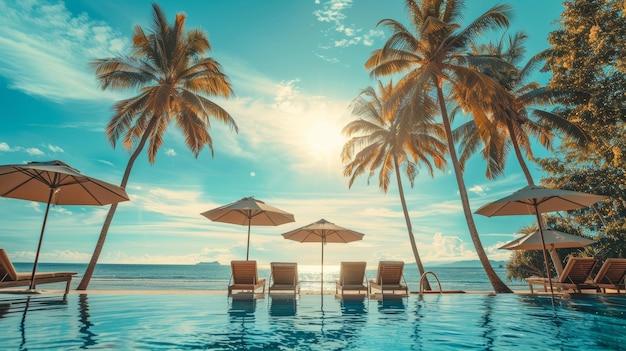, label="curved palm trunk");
[507,120,609,228]
[394,155,431,291]
[77,119,158,290]
[437,84,512,293]
[506,119,535,185]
